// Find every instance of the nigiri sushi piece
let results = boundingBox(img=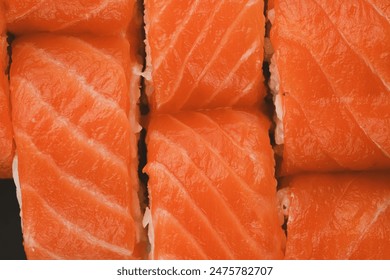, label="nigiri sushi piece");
[10,34,144,259]
[279,172,390,260]
[0,5,13,178]
[270,0,390,175]
[144,109,286,259]
[5,0,137,35]
[144,0,266,113]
